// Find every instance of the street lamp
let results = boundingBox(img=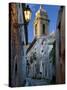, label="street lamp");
[18,4,32,45]
[24,5,32,24]
[18,5,32,27]
[23,5,32,45]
